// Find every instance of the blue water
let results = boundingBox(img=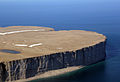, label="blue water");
[0,0,120,82]
[0,49,21,54]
